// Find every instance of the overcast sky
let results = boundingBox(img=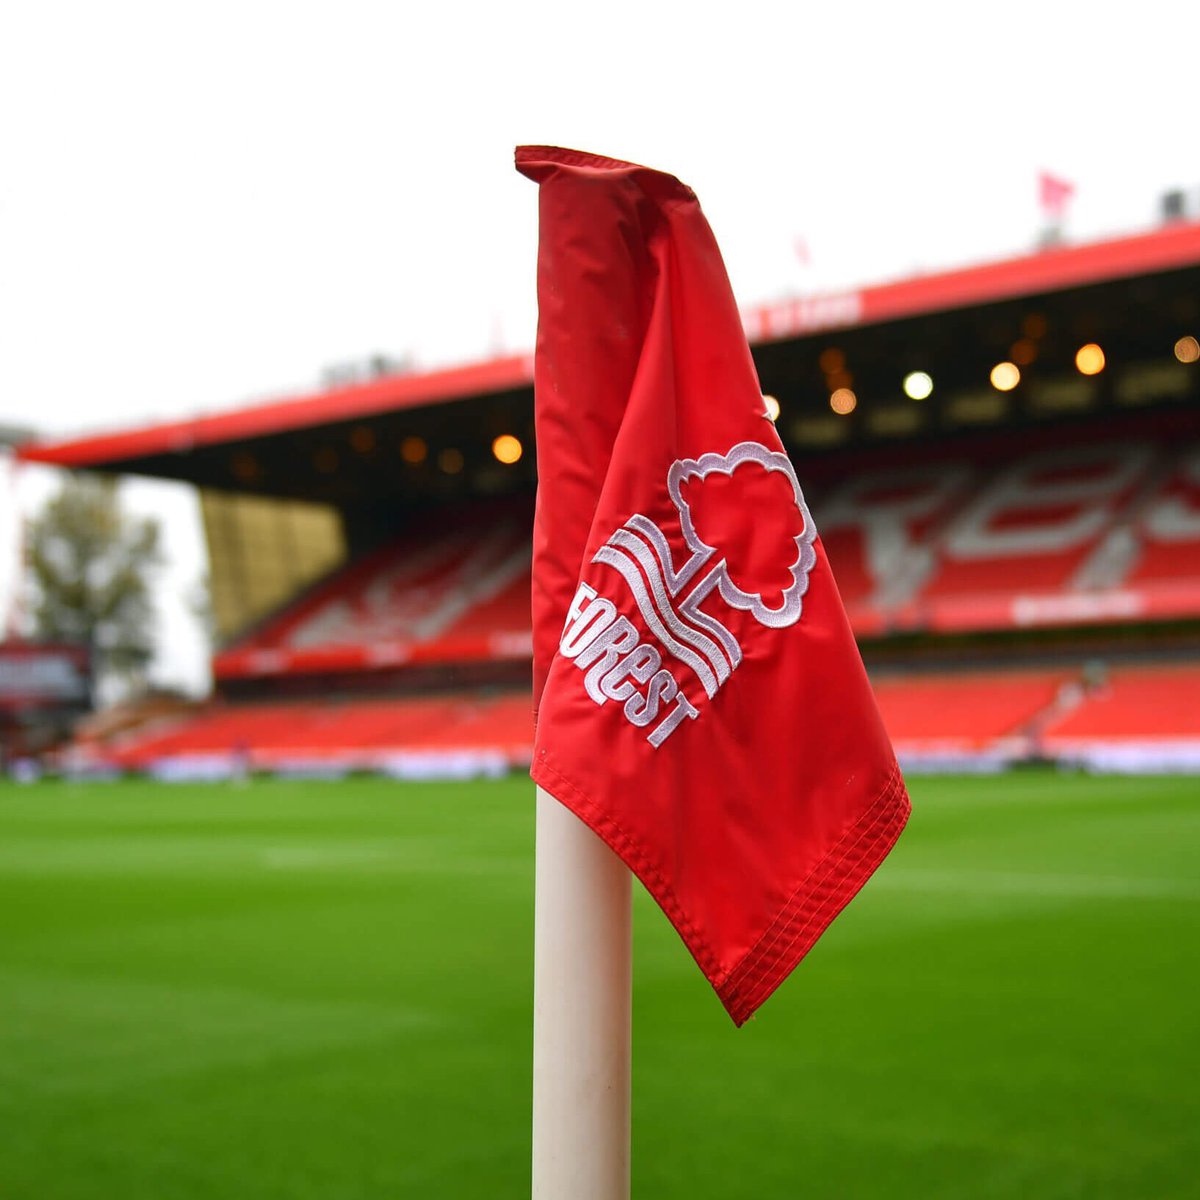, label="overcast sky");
[2,1,1197,692]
